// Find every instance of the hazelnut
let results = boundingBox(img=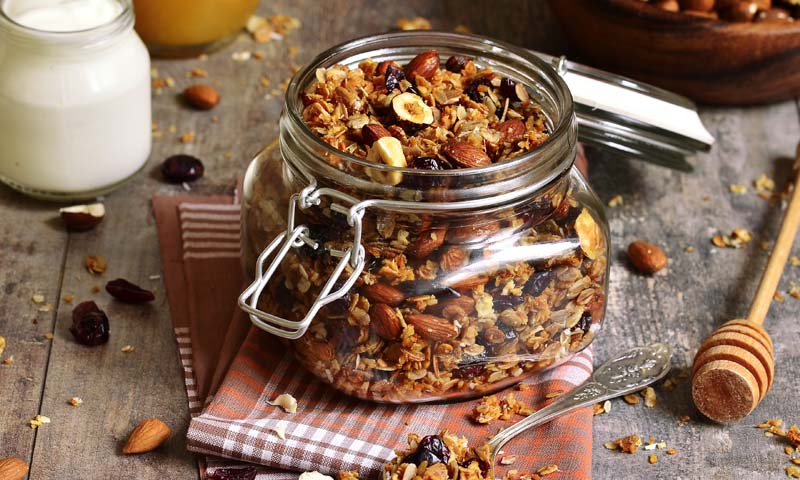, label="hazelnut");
[59,203,105,232]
